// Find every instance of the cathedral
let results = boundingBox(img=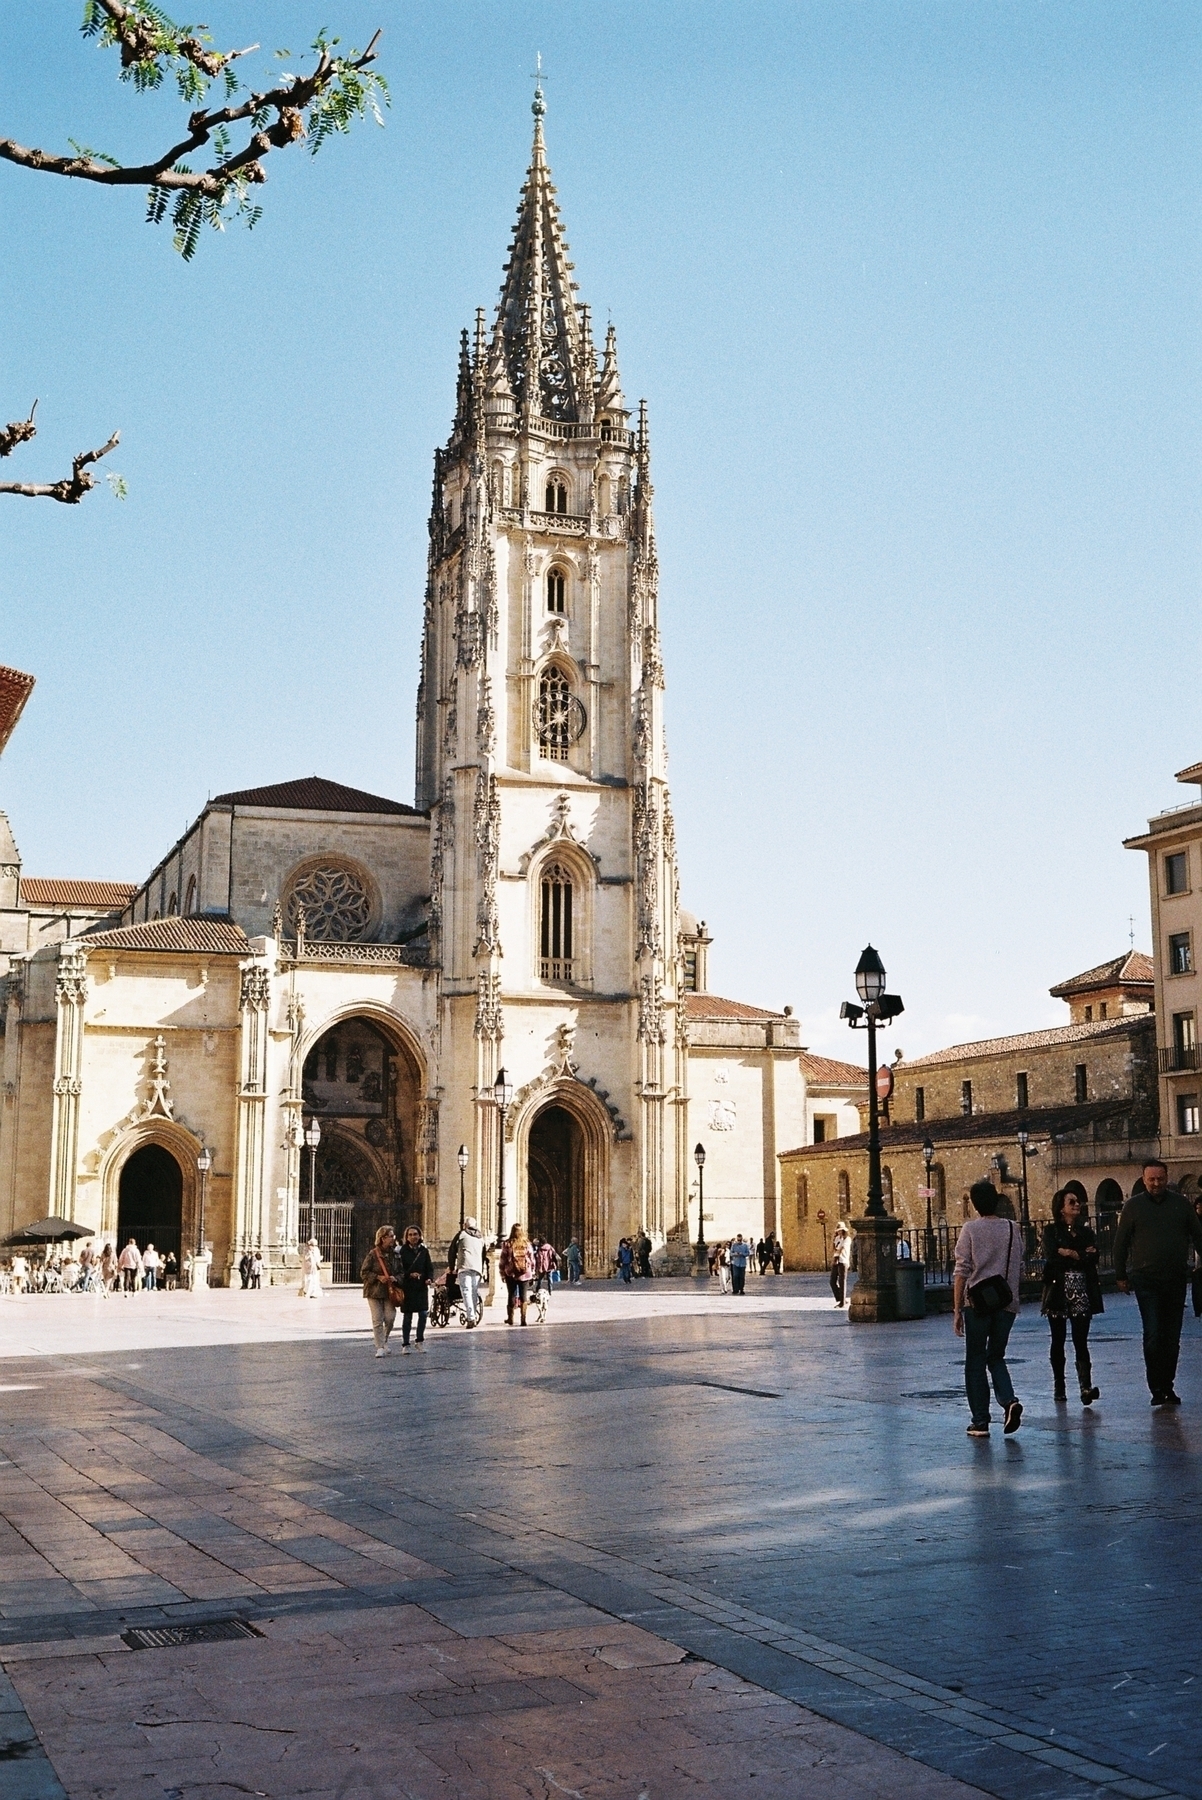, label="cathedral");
[0,95,862,1281]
